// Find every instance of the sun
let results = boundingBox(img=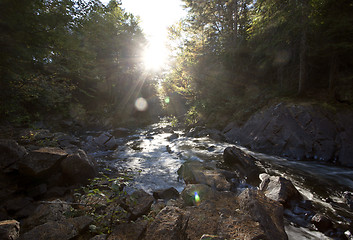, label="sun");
[143,40,168,71]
